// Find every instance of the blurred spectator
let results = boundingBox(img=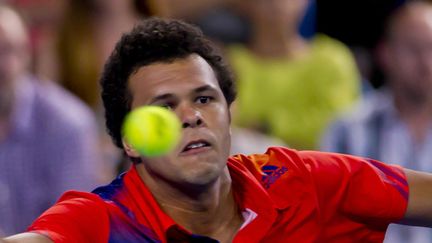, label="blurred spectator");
[56,0,154,173]
[152,0,316,46]
[149,0,229,21]
[0,4,104,234]
[4,0,67,81]
[148,0,249,46]
[150,0,303,154]
[57,0,146,110]
[321,1,432,242]
[227,0,360,150]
